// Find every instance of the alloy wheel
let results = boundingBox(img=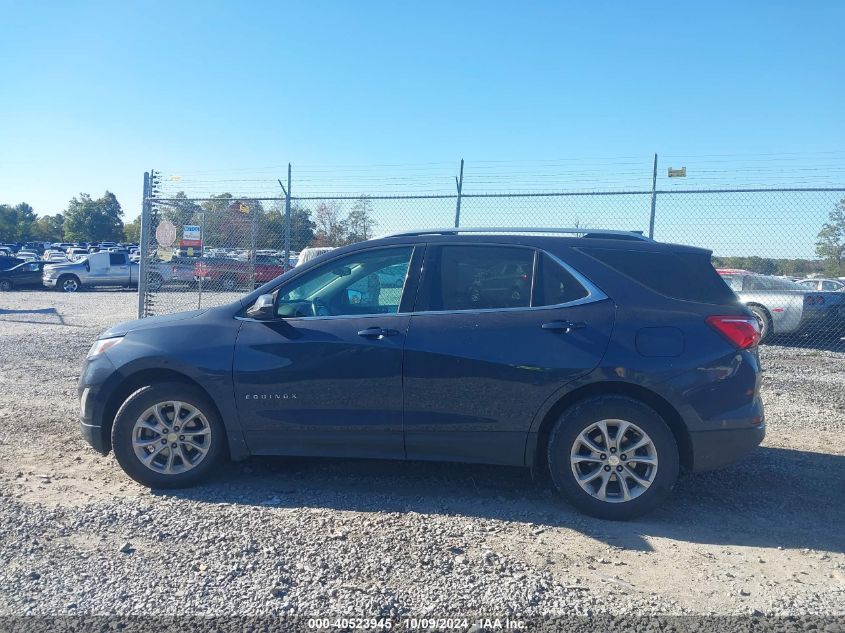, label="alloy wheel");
[131,401,212,475]
[0,280,11,291]
[62,278,79,292]
[570,418,658,503]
